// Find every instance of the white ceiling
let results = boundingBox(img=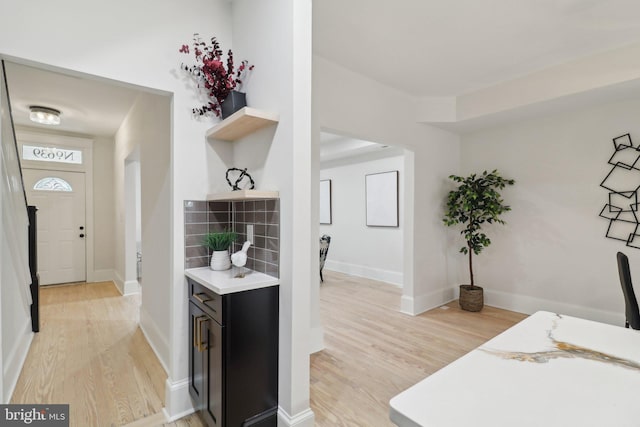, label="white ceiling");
[4,61,140,137]
[319,131,403,163]
[6,2,640,140]
[313,0,640,97]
